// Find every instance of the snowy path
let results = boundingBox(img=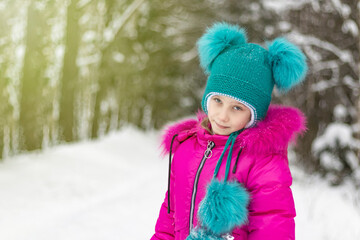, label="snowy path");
[0,127,359,240]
